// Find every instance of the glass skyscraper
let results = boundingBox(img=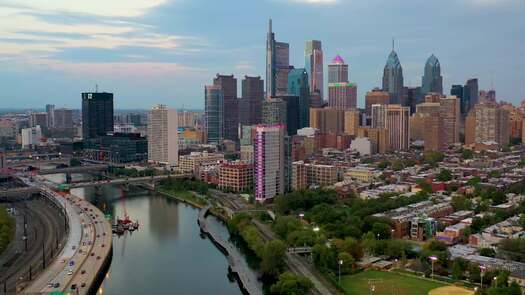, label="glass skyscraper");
[287,68,310,129]
[81,92,114,139]
[205,85,224,143]
[382,45,404,105]
[266,19,289,97]
[421,54,443,95]
[305,40,323,97]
